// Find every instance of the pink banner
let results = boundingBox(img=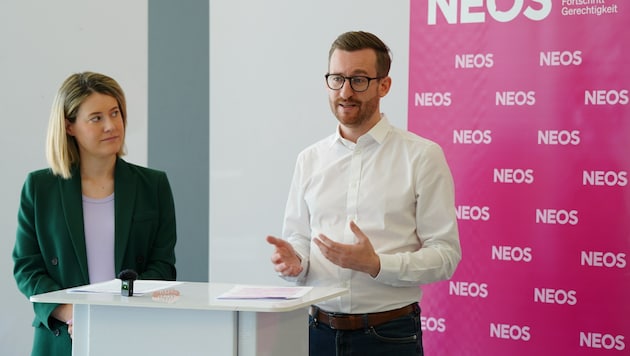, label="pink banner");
[408,1,629,354]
